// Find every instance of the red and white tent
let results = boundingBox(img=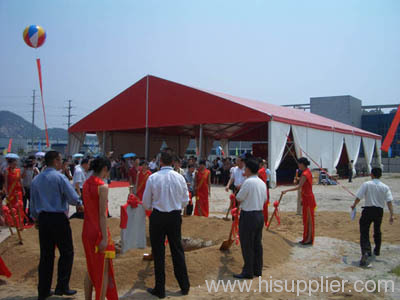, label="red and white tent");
[69,75,382,185]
